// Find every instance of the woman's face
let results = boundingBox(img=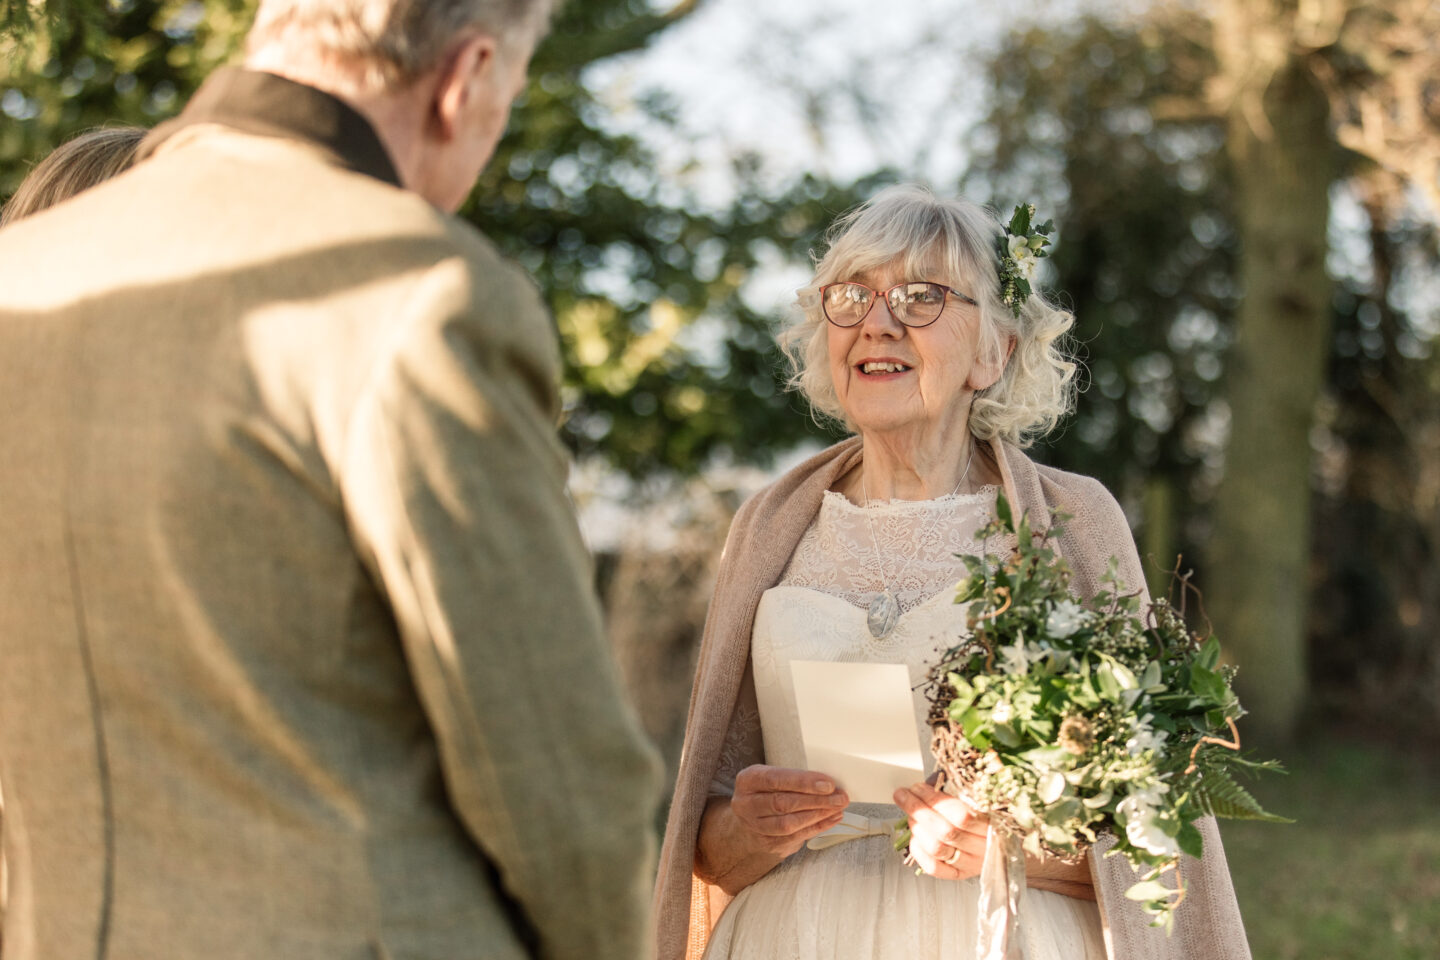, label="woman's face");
[825,259,1000,439]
